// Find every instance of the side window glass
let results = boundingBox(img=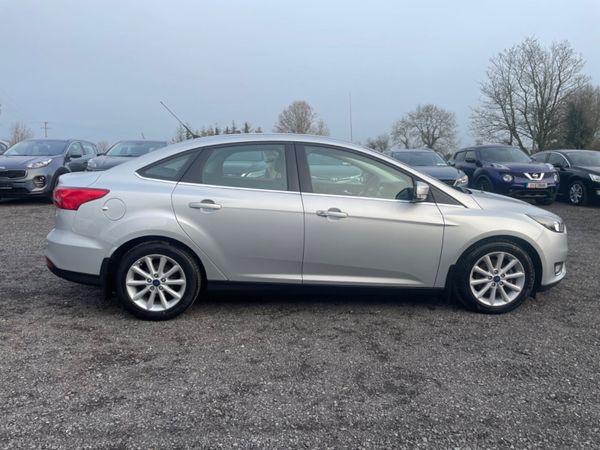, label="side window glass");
[304,145,413,200]
[82,143,96,155]
[547,153,564,166]
[68,142,83,158]
[138,152,196,181]
[465,151,476,162]
[199,144,287,191]
[453,152,465,162]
